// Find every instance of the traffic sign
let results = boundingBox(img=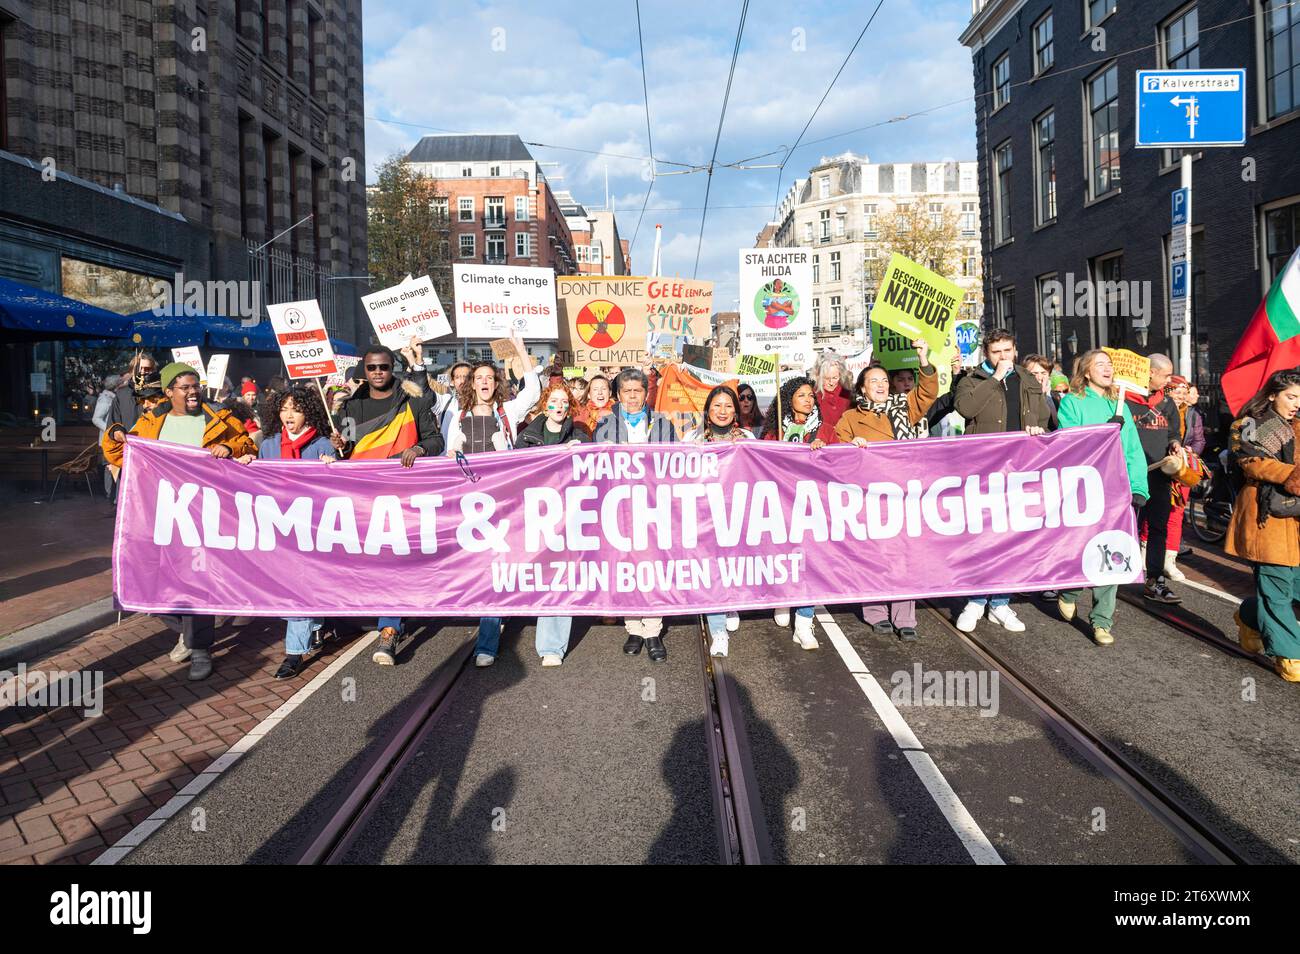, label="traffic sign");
[1171,188,1189,228]
[1136,69,1246,148]
[1171,261,1189,301]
